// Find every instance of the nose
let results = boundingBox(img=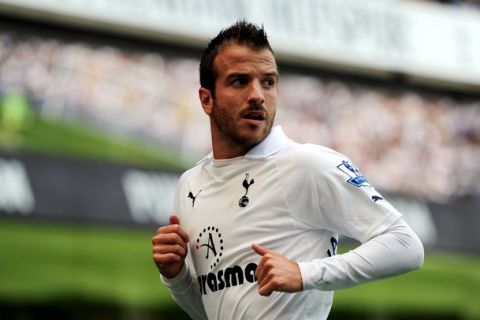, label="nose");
[247,80,265,106]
